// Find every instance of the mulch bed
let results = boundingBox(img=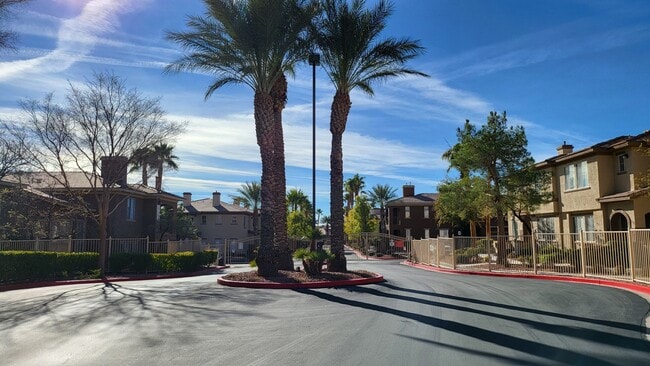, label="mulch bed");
[222,269,377,284]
